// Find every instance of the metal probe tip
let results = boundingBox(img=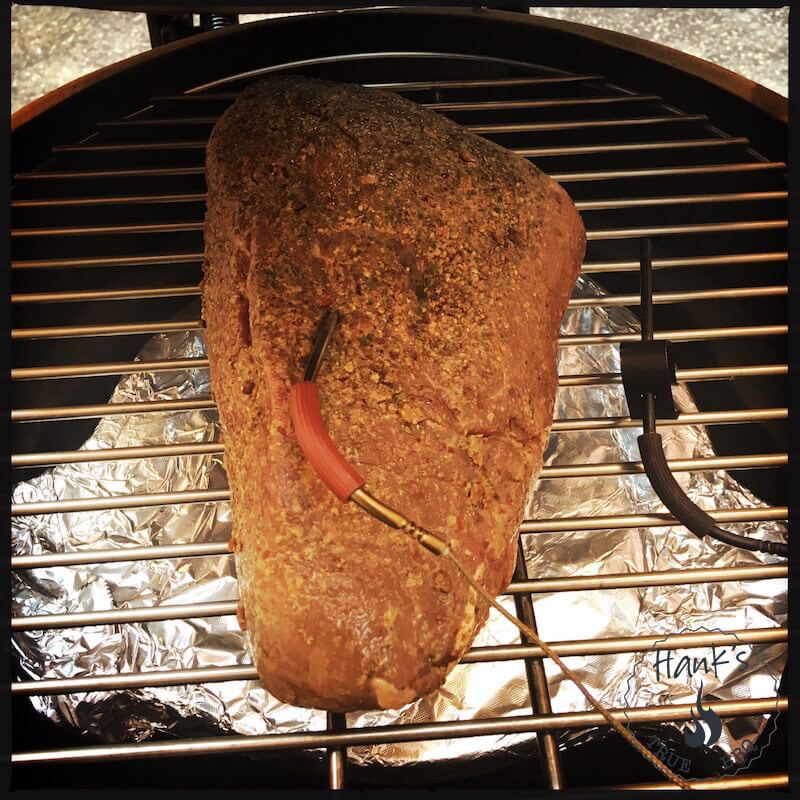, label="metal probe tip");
[304,309,339,382]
